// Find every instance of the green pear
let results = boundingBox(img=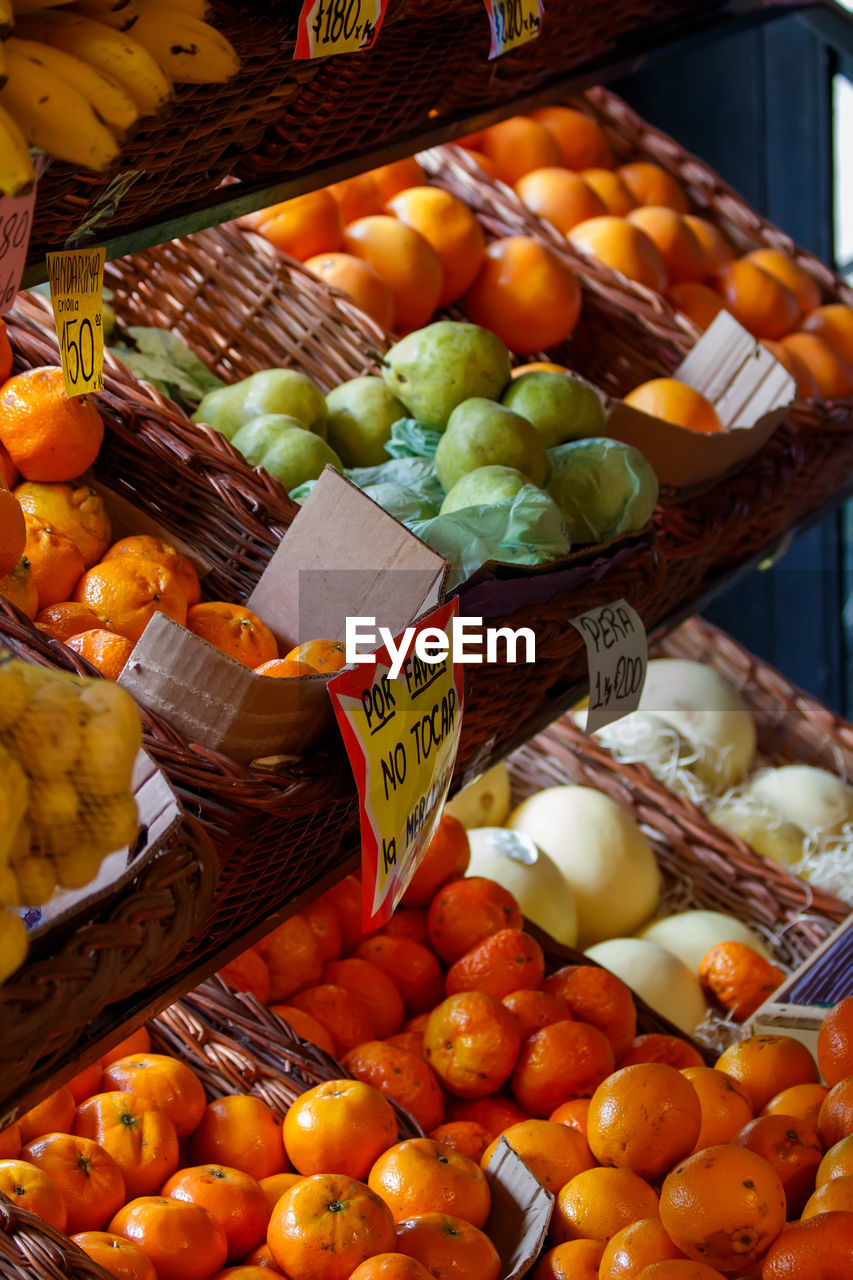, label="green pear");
[382,321,512,430]
[434,398,548,492]
[231,415,341,492]
[501,371,607,449]
[239,369,328,438]
[325,377,406,467]
[439,465,531,515]
[191,384,246,439]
